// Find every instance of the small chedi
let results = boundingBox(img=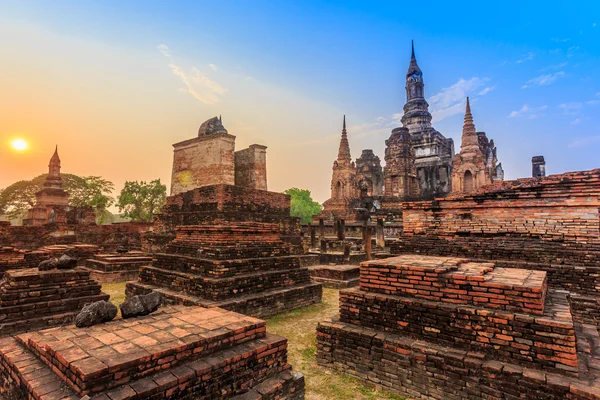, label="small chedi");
[317,168,600,399]
[128,117,322,317]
